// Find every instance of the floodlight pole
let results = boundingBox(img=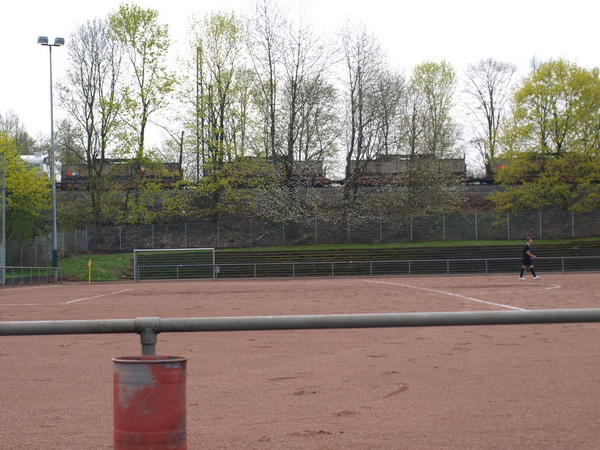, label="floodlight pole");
[38,36,64,282]
[1,152,6,286]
